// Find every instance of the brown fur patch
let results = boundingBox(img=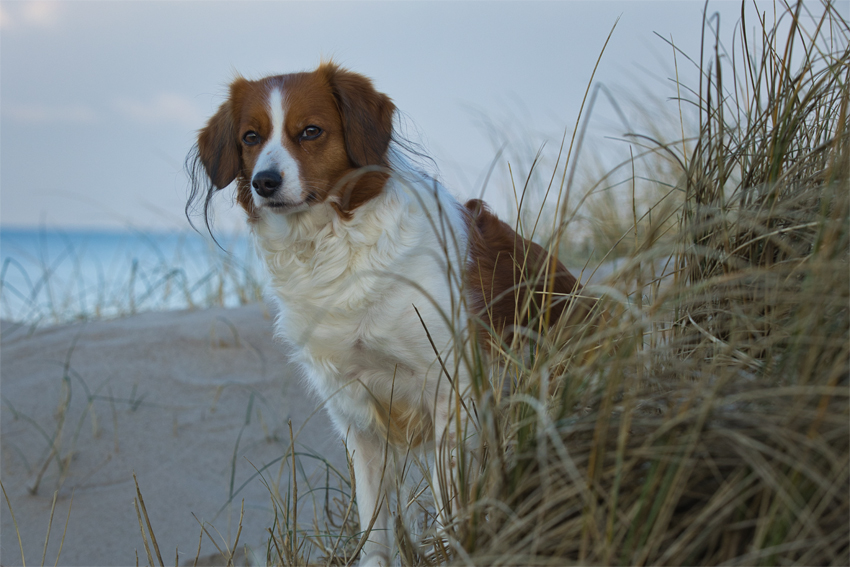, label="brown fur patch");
[370,399,433,448]
[463,199,597,341]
